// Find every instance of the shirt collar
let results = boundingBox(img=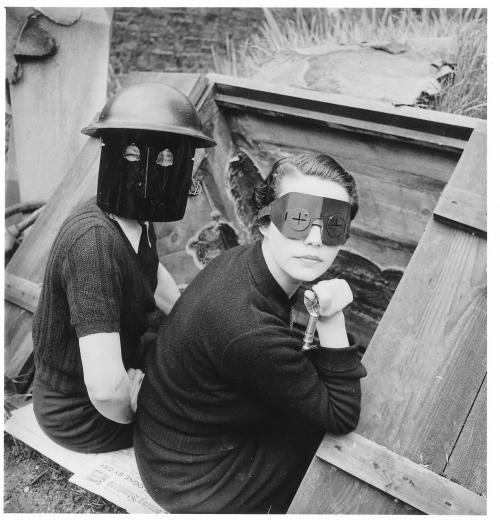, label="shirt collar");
[108,213,150,253]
